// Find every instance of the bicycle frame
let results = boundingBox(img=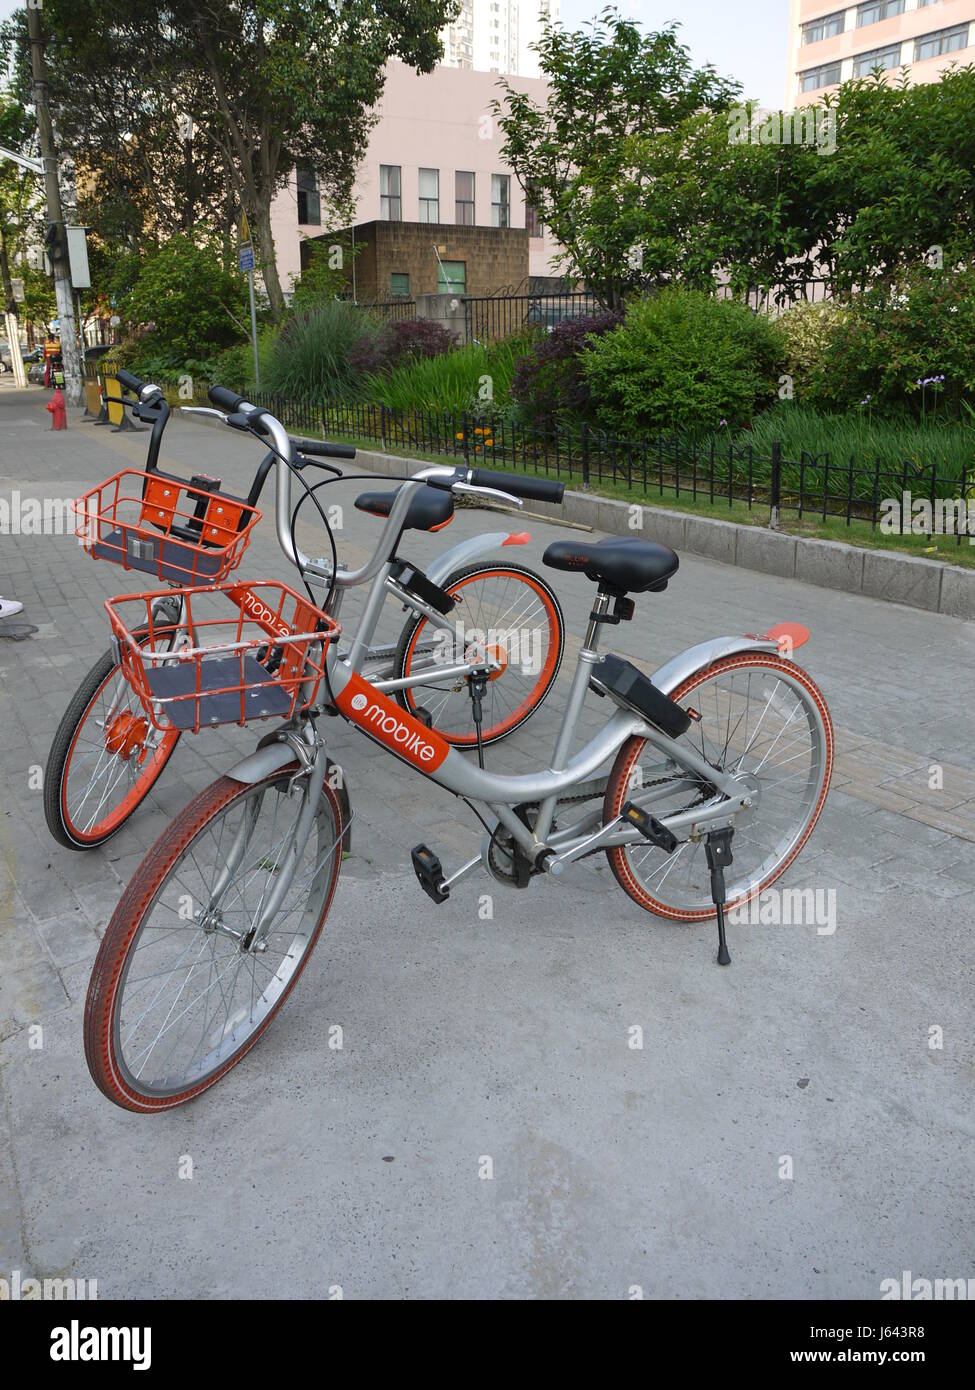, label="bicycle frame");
[203,408,789,938]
